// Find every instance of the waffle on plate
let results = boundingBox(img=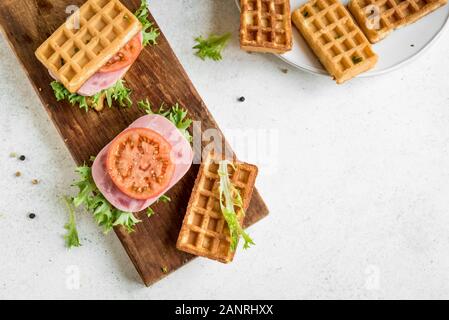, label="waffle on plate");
[292,0,378,83]
[348,0,448,43]
[240,0,293,53]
